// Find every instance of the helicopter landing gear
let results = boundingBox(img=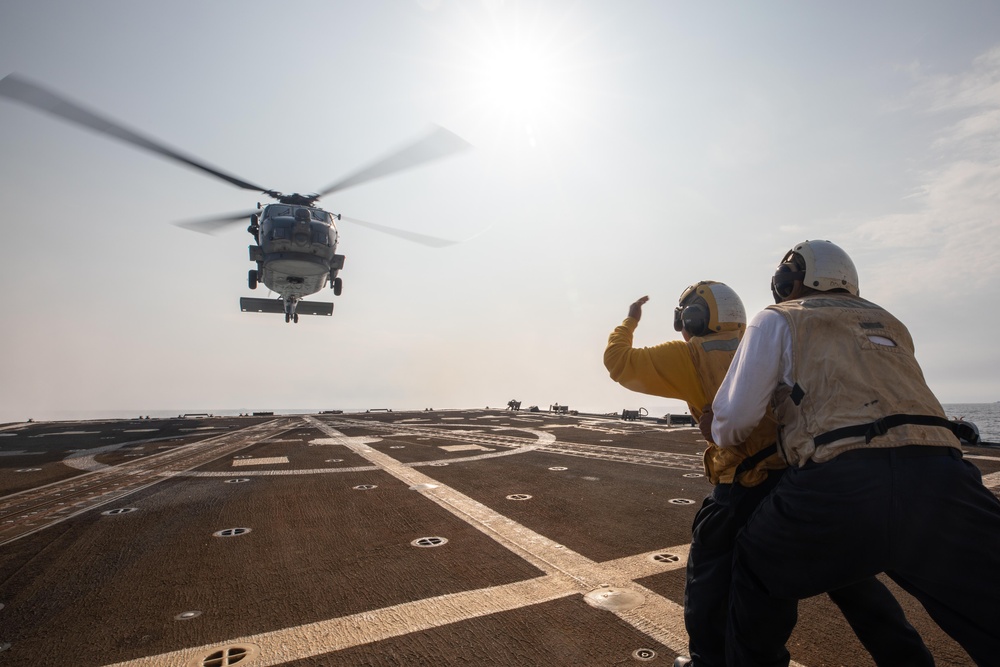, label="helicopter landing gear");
[333,277,342,296]
[283,297,300,324]
[248,270,258,290]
